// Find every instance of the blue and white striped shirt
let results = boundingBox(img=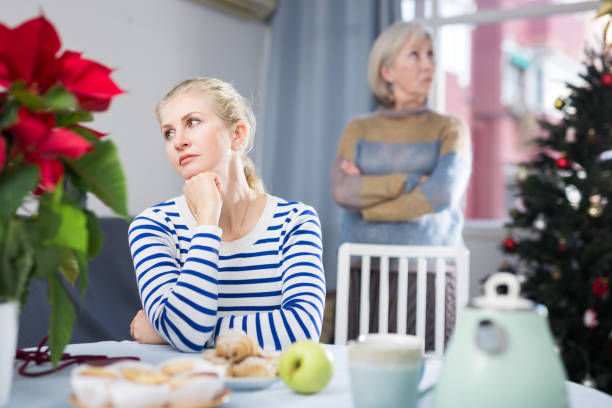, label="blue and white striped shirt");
[128,194,325,352]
